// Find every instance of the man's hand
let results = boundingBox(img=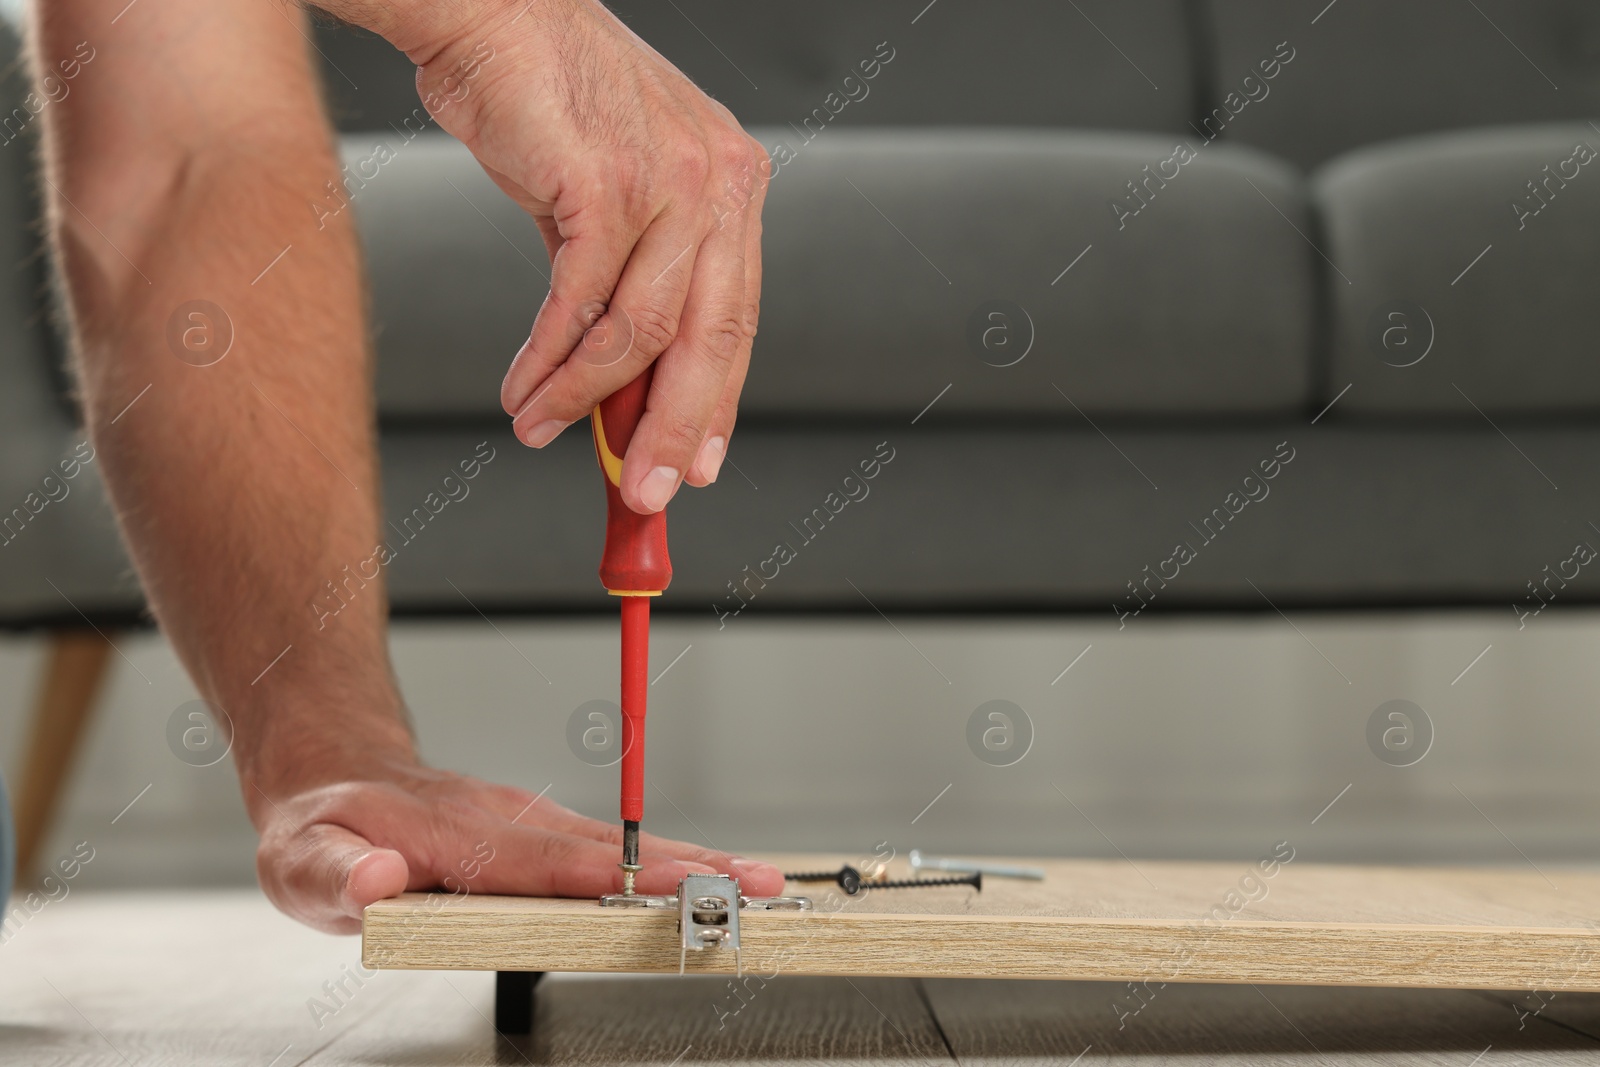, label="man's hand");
[395,0,770,514]
[38,0,779,933]
[250,741,786,934]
